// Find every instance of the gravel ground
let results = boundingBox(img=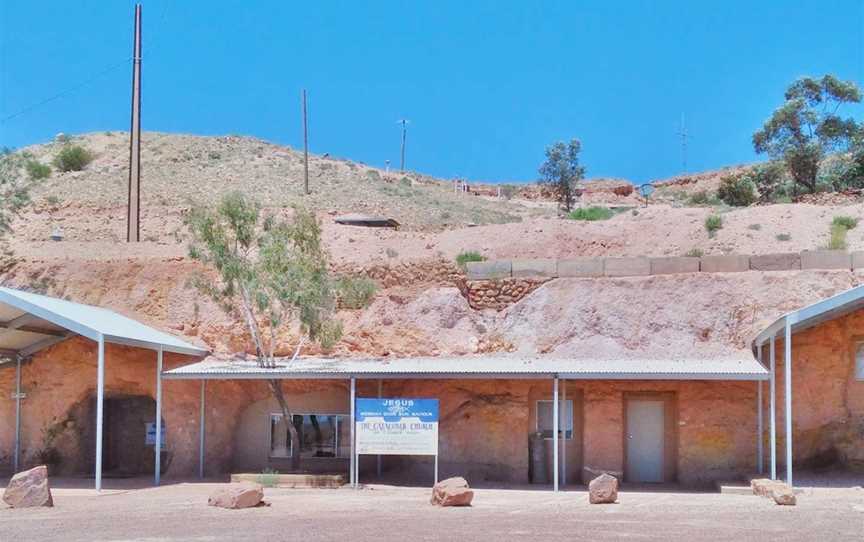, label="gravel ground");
[2,482,863,542]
